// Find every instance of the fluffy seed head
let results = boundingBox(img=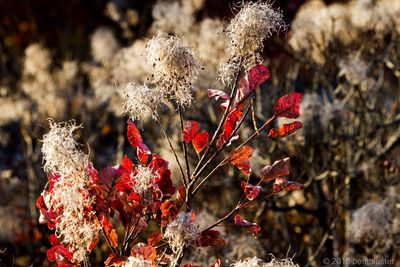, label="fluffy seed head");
[232,256,300,267]
[350,200,395,255]
[120,83,162,121]
[123,256,152,267]
[42,120,88,177]
[41,120,100,263]
[164,212,200,254]
[90,27,120,63]
[131,165,156,195]
[145,35,200,107]
[225,1,286,69]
